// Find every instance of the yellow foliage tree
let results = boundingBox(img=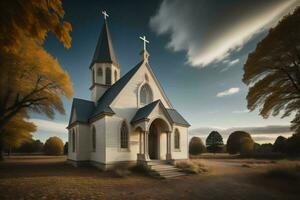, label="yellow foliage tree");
[3,113,36,153]
[0,0,72,52]
[0,0,73,159]
[243,7,300,133]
